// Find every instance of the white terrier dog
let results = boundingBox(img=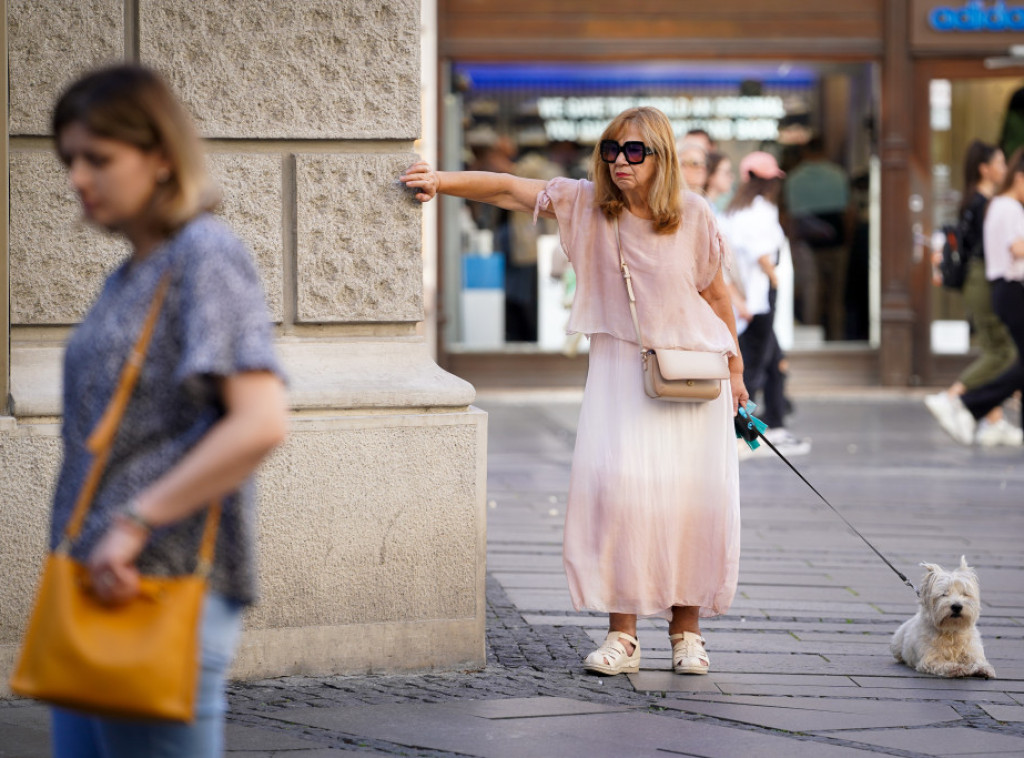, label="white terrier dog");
[891,556,995,679]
